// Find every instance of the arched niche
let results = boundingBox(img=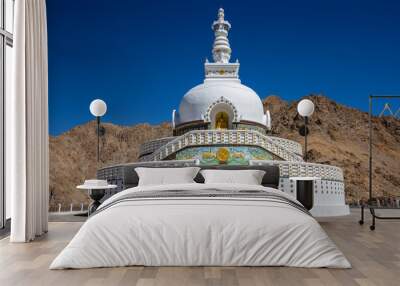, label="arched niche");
[210,102,236,129]
[204,97,238,130]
